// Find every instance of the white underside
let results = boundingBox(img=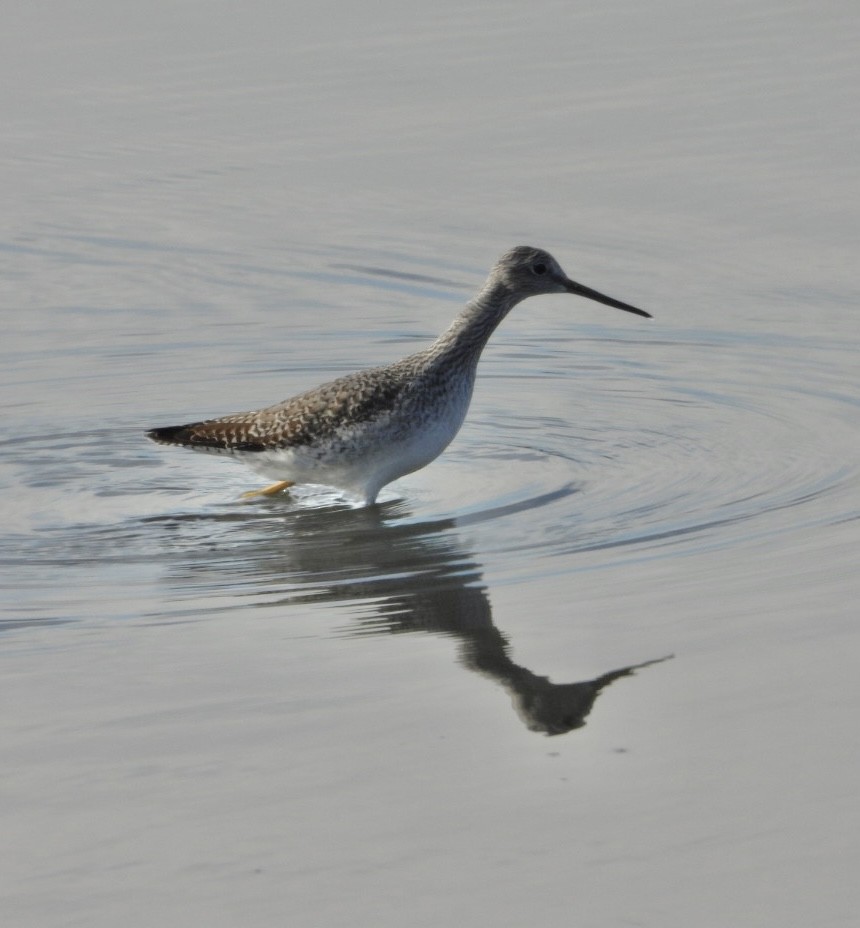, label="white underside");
[243,388,473,504]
